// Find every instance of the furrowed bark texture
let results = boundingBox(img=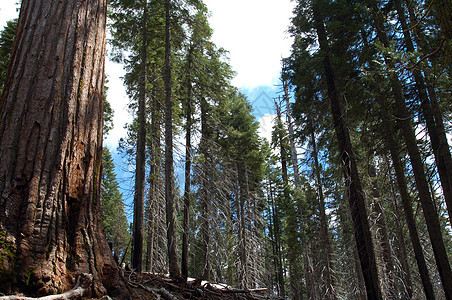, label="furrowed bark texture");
[0,0,125,297]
